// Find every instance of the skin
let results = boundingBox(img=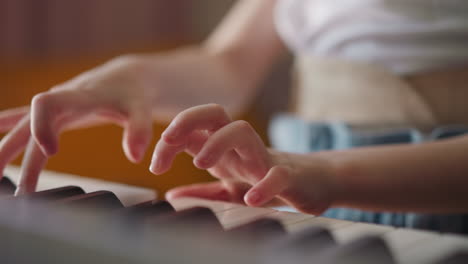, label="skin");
[151,104,336,214]
[0,0,467,214]
[0,0,286,195]
[154,104,468,215]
